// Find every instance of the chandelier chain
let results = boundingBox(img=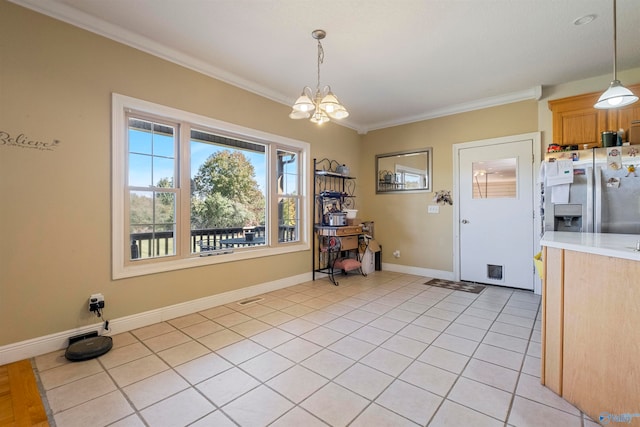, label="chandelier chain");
[316,39,324,92]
